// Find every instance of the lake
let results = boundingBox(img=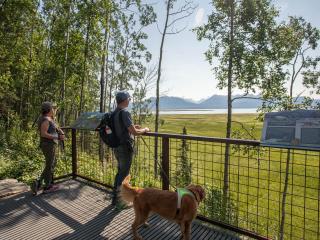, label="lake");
[157,108,258,115]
